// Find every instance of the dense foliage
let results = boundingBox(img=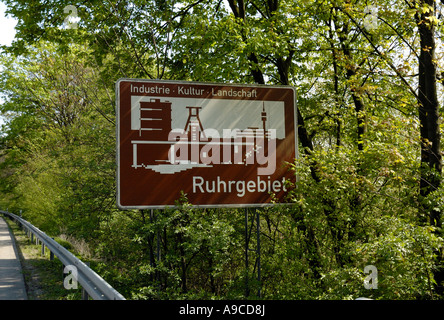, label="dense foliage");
[1,0,444,299]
